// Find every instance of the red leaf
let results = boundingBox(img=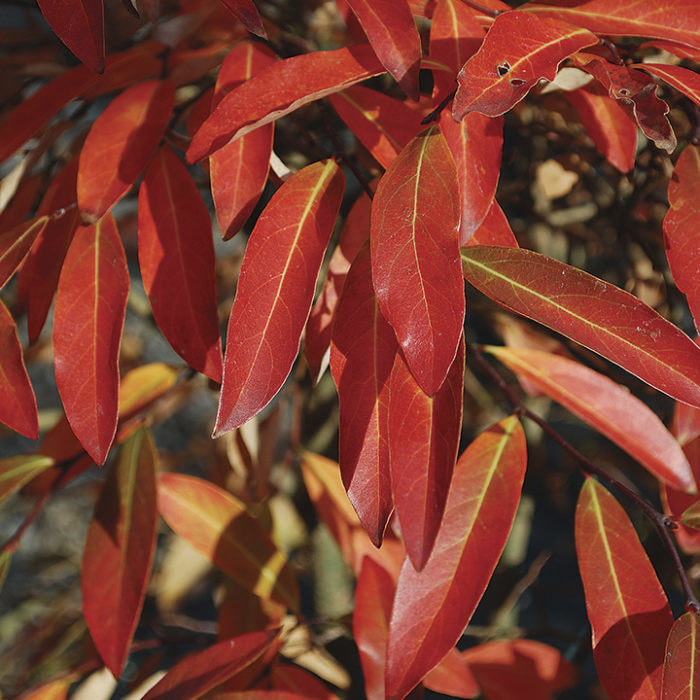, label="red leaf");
[0,176,43,236]
[187,46,385,162]
[344,0,422,100]
[267,664,339,699]
[330,244,397,546]
[662,612,700,699]
[0,300,38,439]
[54,212,129,464]
[354,556,396,700]
[487,345,694,491]
[524,0,700,50]
[460,246,700,409]
[211,694,307,700]
[664,144,700,332]
[142,630,278,700]
[564,81,637,173]
[82,427,158,677]
[467,199,517,247]
[158,473,299,610]
[0,216,49,290]
[216,0,266,37]
[635,63,700,109]
[211,40,276,240]
[640,40,700,62]
[452,12,597,119]
[575,478,673,700]
[214,160,344,435]
[385,416,527,699]
[388,336,464,570]
[36,0,104,72]
[78,80,175,220]
[439,111,503,243]
[423,648,479,698]
[370,126,463,396]
[328,86,424,170]
[138,146,223,382]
